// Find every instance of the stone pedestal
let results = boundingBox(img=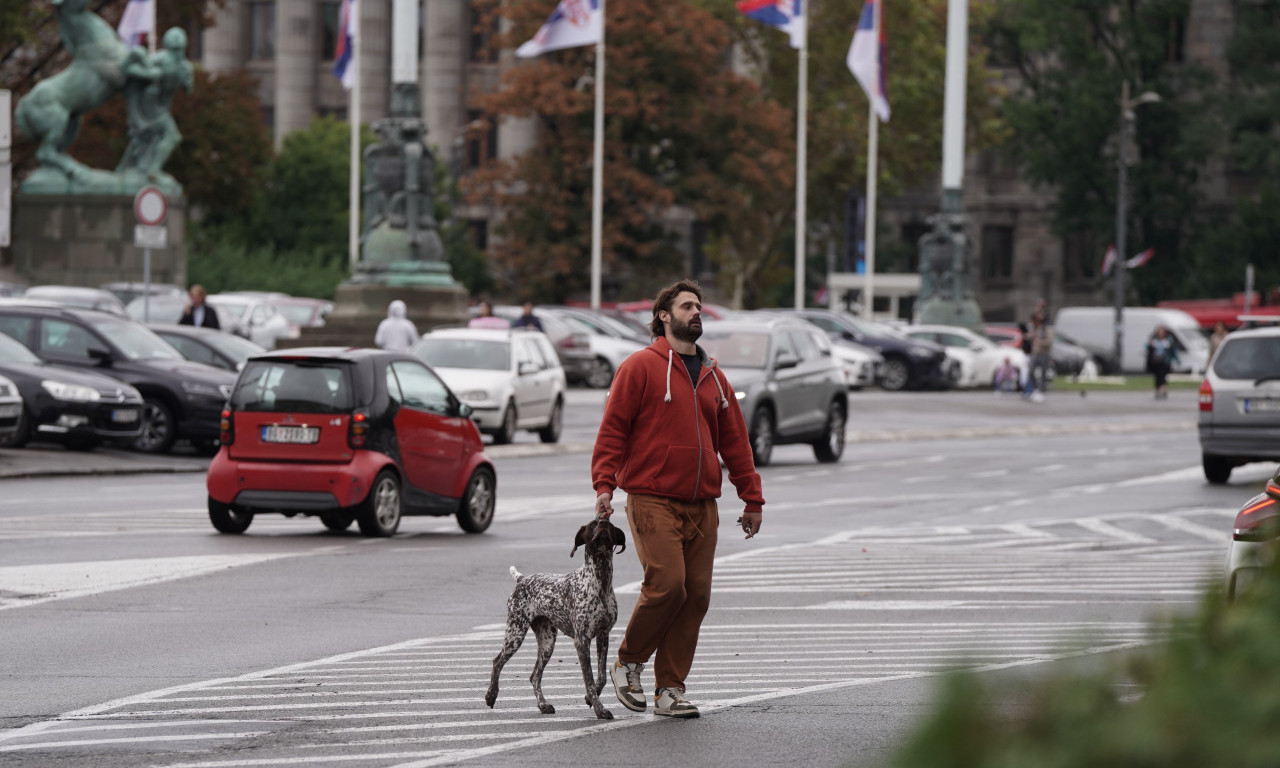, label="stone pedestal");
[278,280,470,349]
[10,194,187,288]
